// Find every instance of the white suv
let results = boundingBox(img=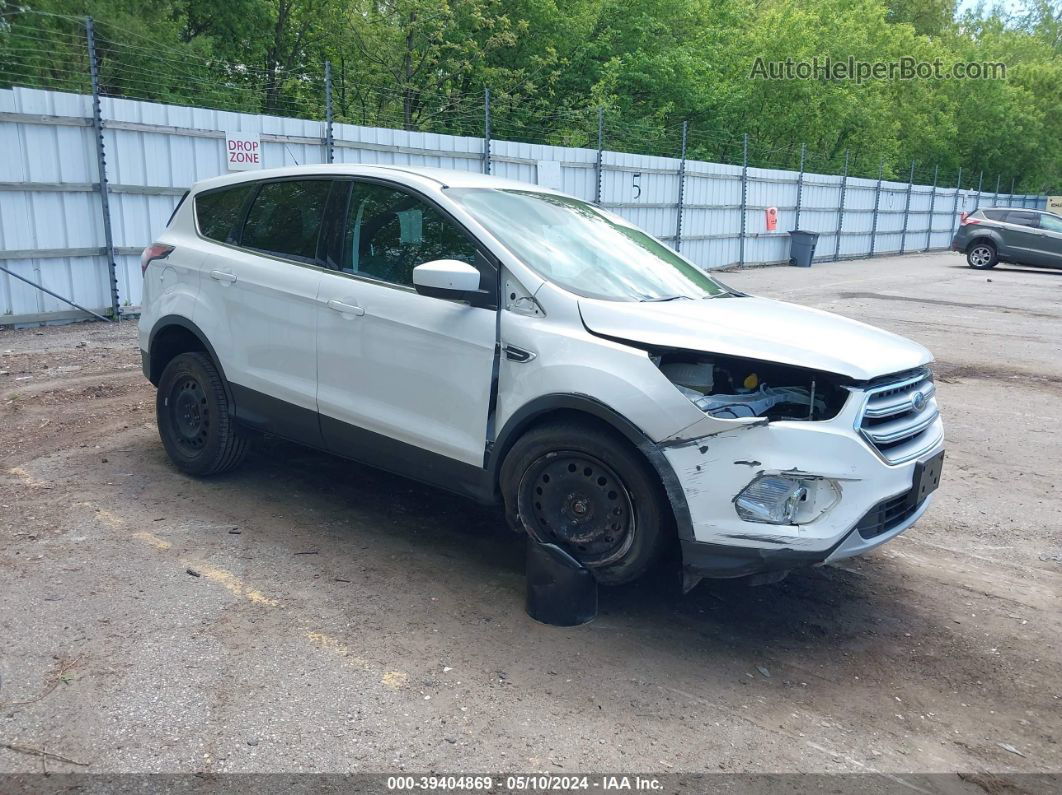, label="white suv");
[139,165,944,589]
